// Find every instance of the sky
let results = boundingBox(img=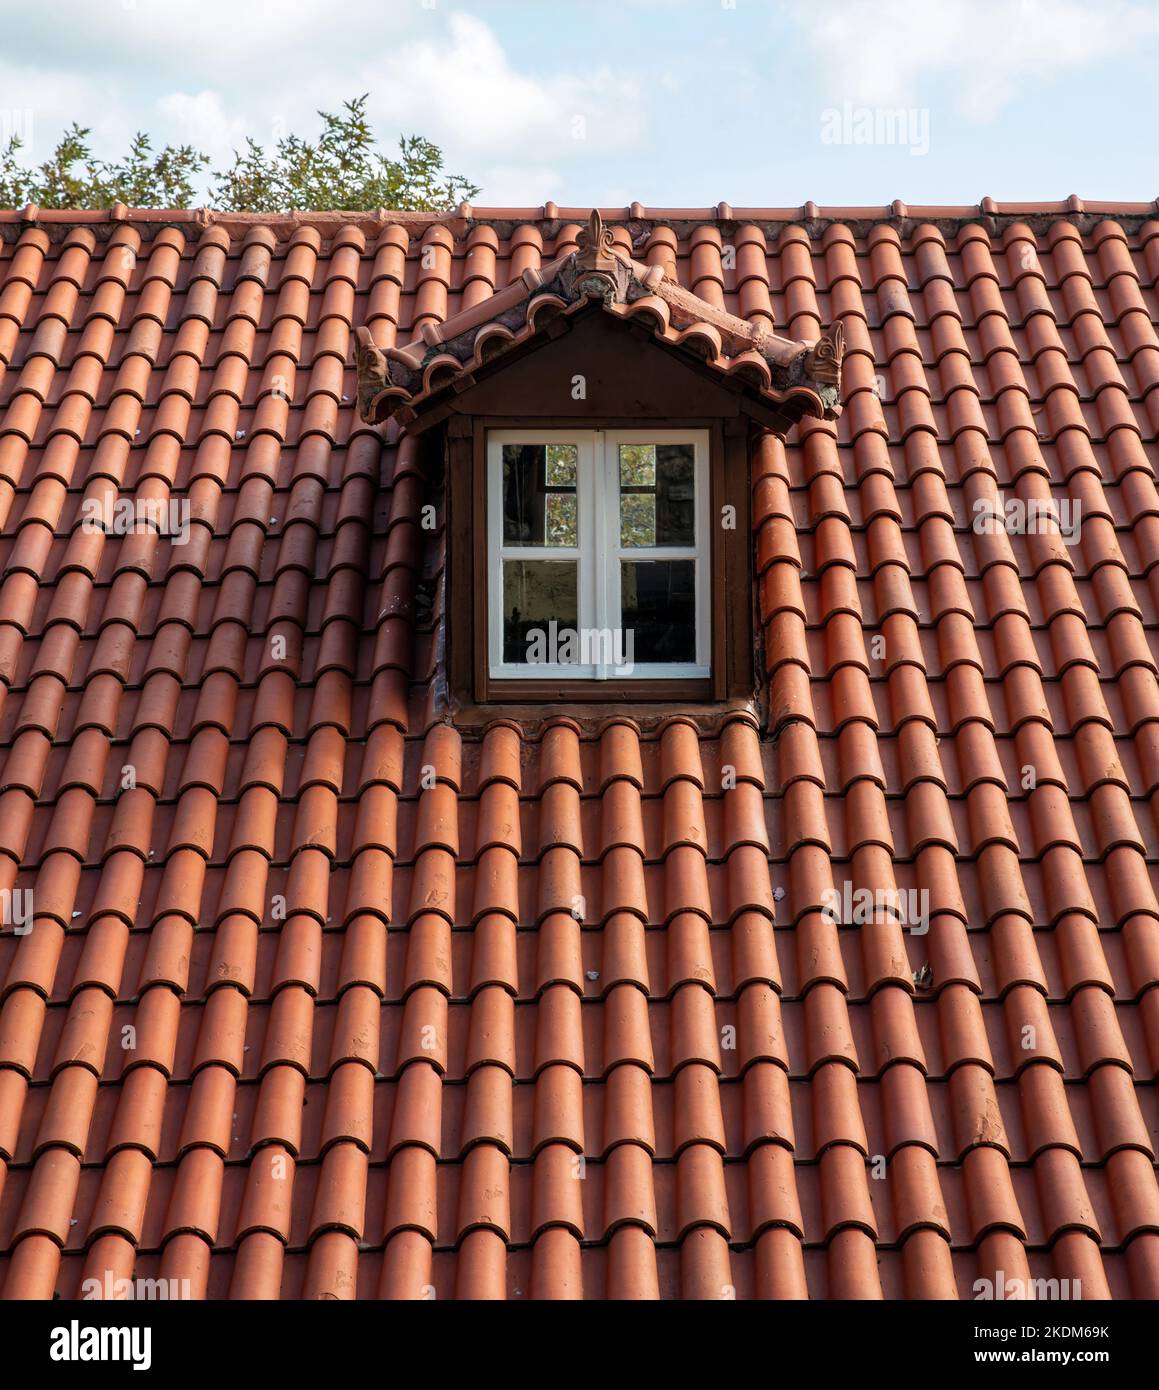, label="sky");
[0,0,1155,208]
